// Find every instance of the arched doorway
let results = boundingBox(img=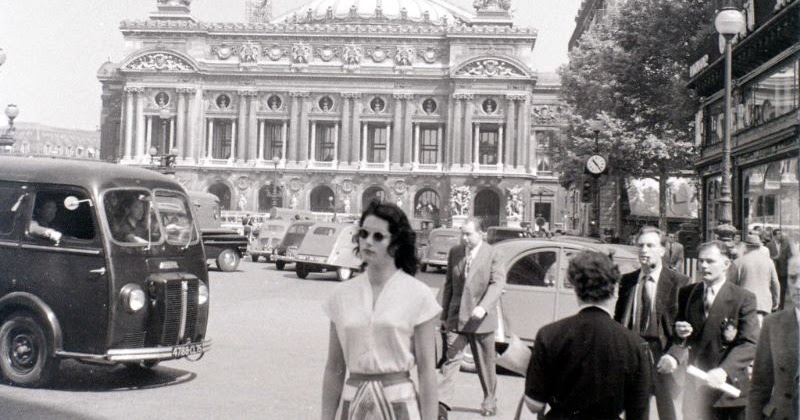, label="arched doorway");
[258,184,283,213]
[208,182,232,211]
[362,186,386,209]
[310,185,335,212]
[414,189,441,226]
[474,189,500,228]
